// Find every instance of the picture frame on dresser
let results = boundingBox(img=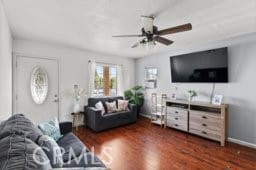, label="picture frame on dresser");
[212,95,223,105]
